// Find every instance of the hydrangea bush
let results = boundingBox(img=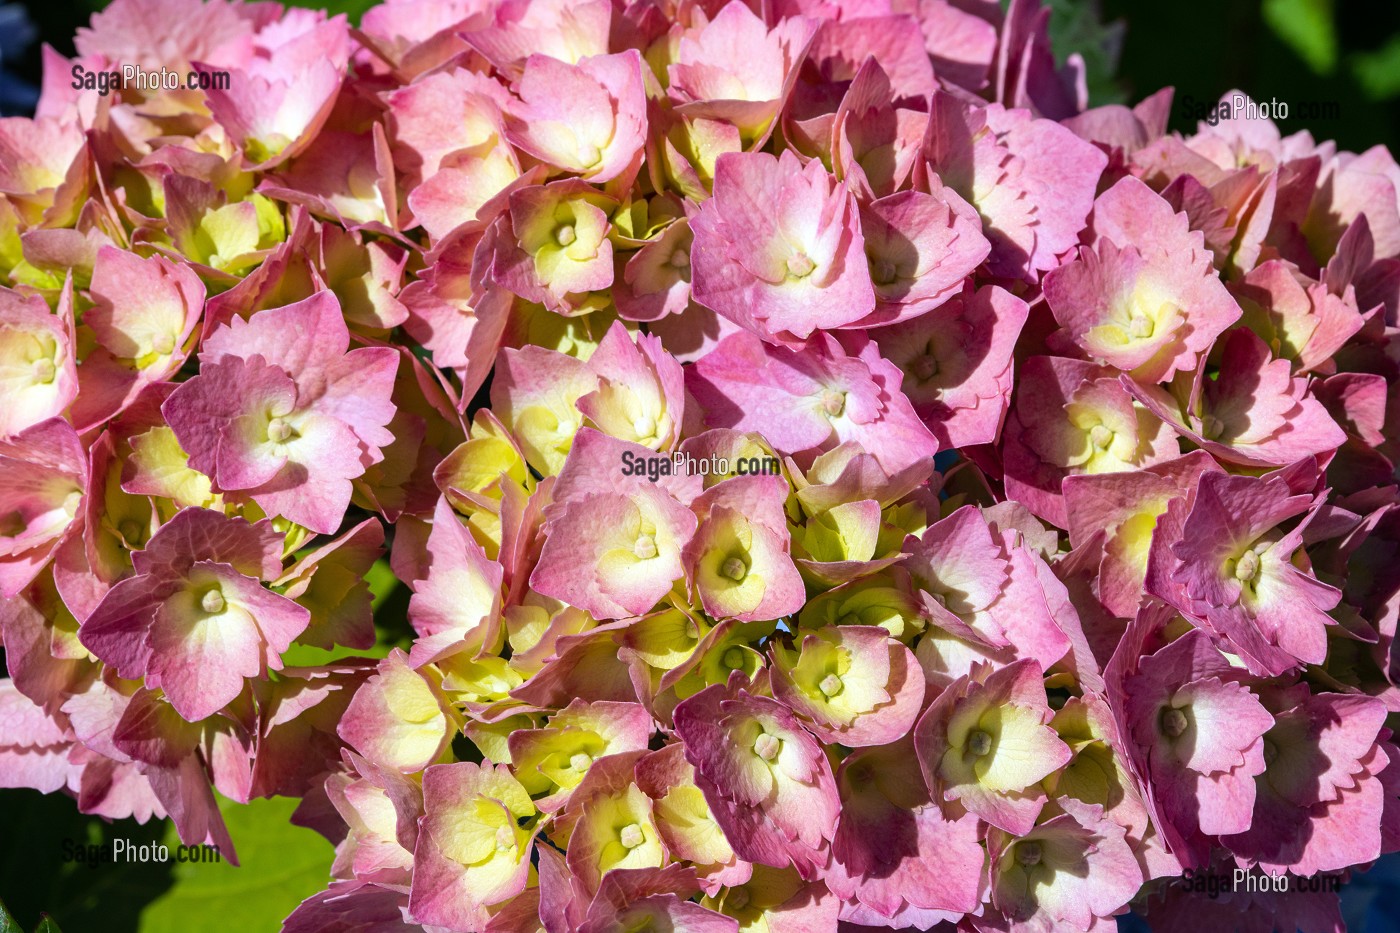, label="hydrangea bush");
[2,0,1399,929]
